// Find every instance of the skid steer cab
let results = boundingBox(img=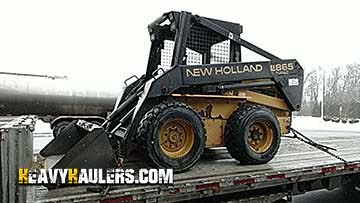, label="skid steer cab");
[40,11,304,179]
